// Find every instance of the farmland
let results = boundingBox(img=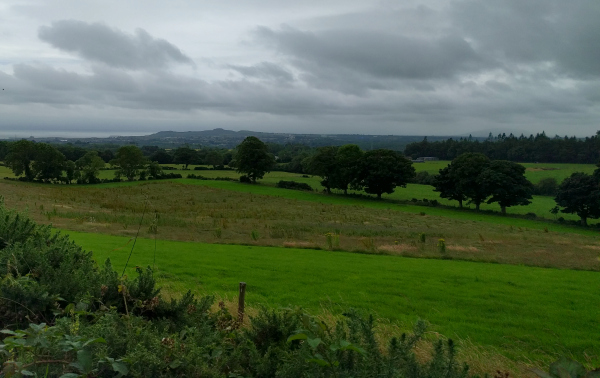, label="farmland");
[1,160,600,374]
